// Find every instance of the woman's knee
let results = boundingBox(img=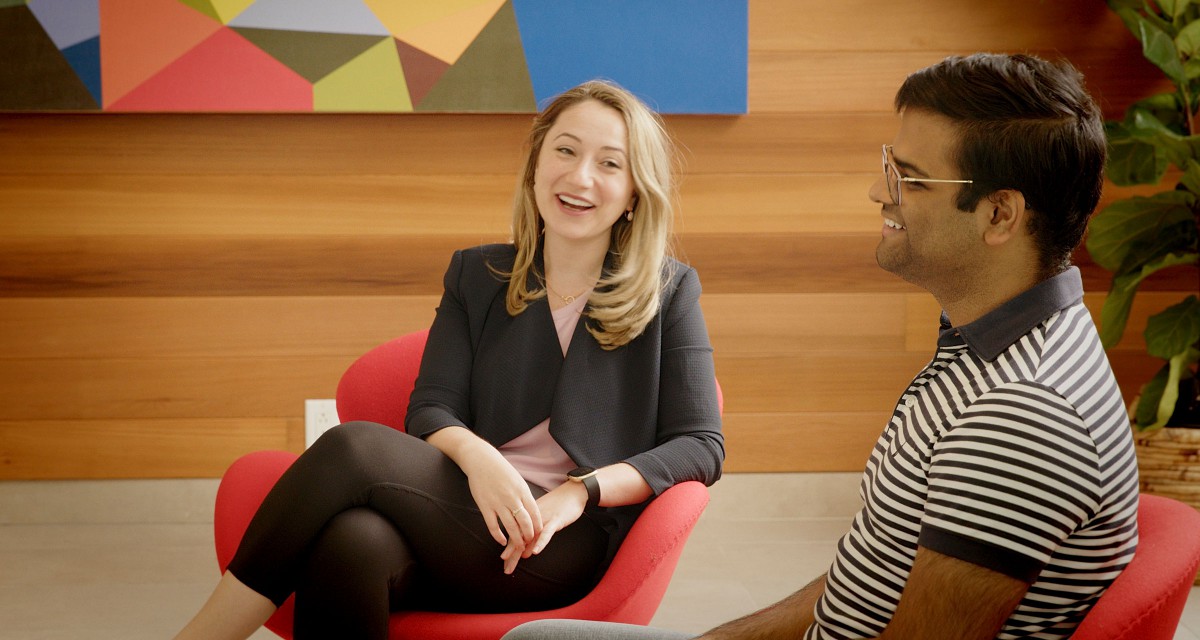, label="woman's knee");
[308,508,411,574]
[309,421,401,463]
